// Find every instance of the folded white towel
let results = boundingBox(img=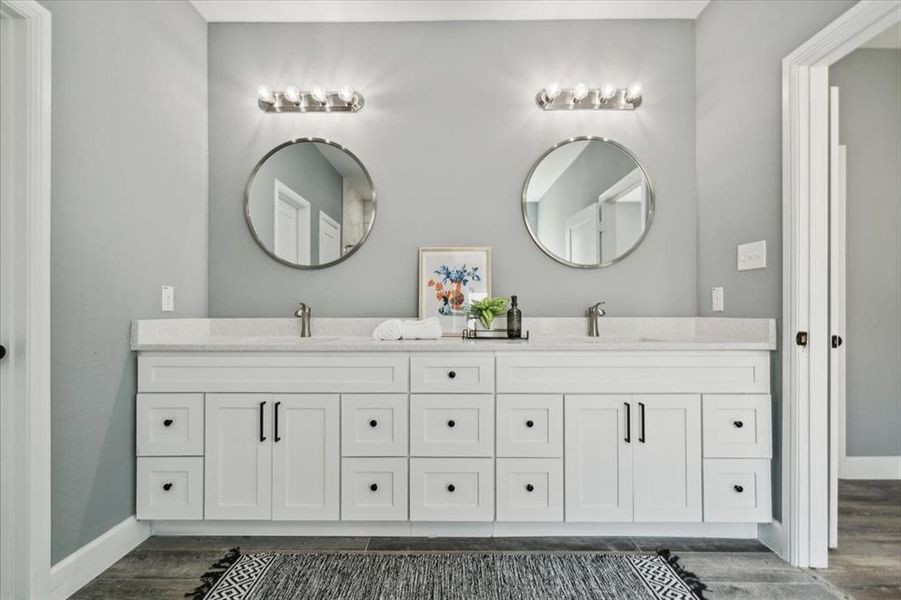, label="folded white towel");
[371,319,404,341]
[401,317,443,340]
